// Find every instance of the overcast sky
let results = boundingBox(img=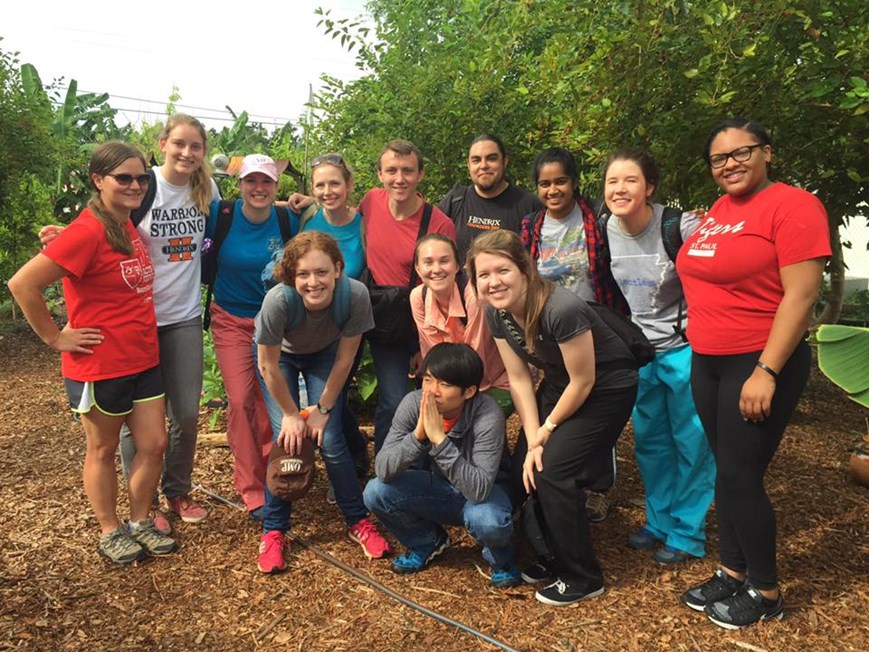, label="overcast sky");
[1,1,369,131]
